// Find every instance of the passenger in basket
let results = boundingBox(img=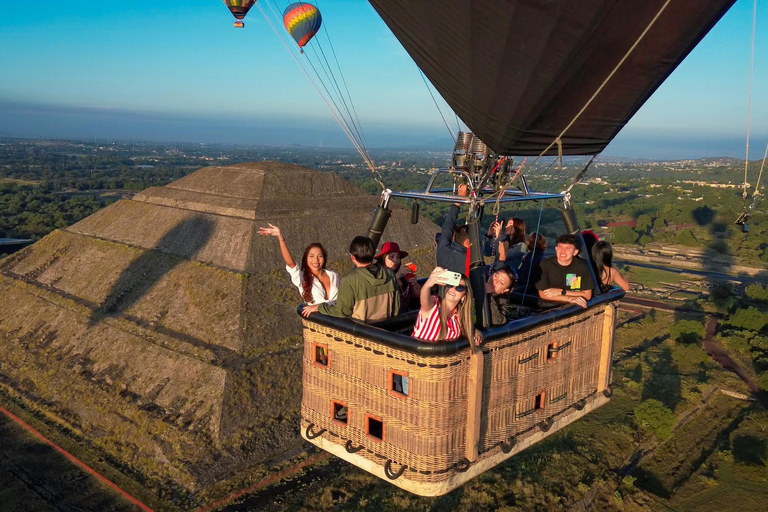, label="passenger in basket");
[487,217,527,270]
[258,223,339,306]
[516,233,547,293]
[485,265,515,326]
[592,240,630,292]
[535,233,594,309]
[375,241,421,313]
[302,236,399,322]
[436,183,471,275]
[412,267,482,345]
